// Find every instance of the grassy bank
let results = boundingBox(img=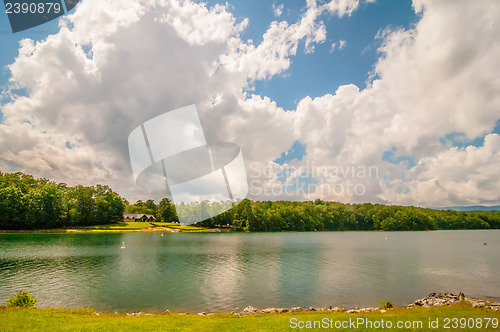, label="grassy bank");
[0,302,499,331]
[0,222,218,233]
